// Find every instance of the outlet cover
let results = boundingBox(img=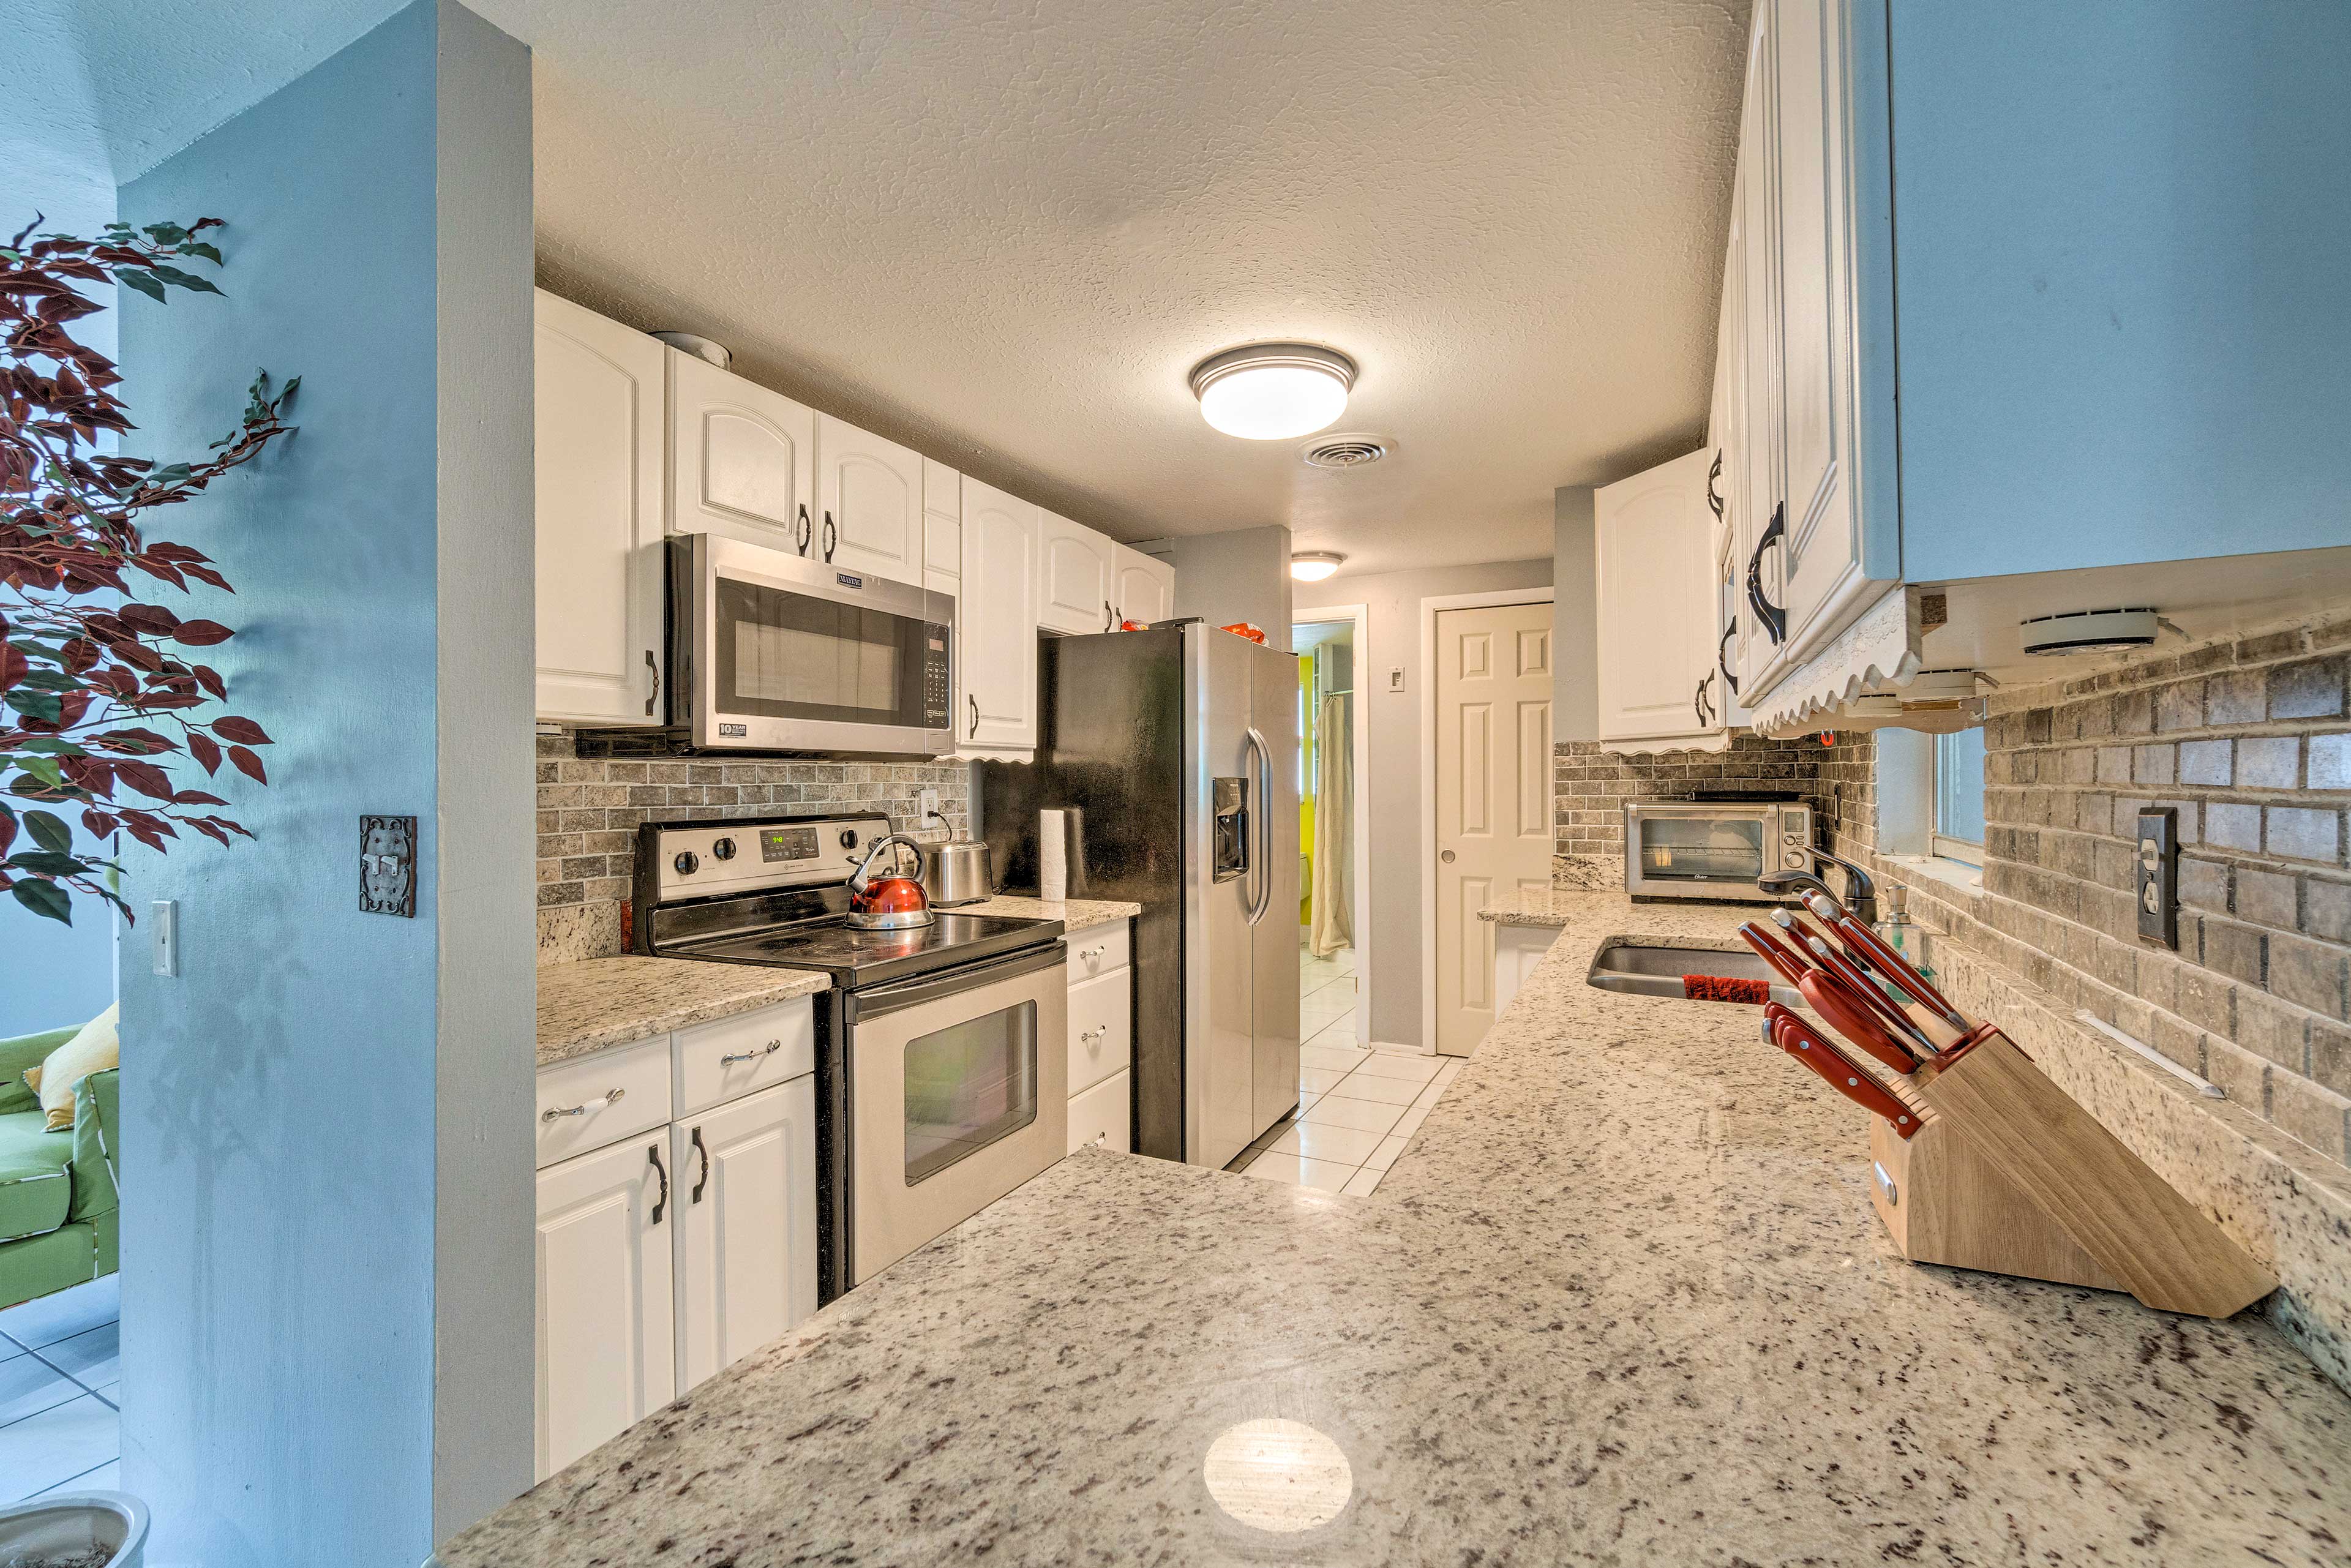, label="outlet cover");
[2136,807,2178,948]
[361,815,419,917]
